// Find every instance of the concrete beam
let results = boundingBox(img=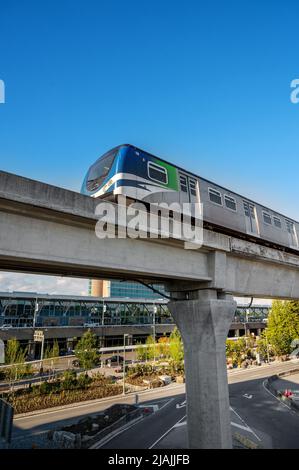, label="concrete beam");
[2,171,299,298]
